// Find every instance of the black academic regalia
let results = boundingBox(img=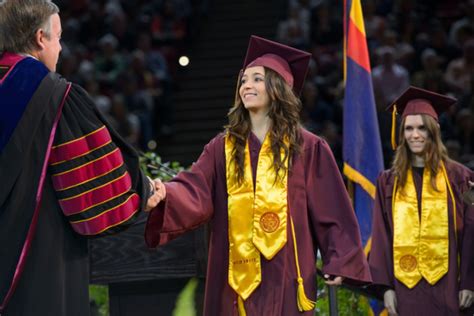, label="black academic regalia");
[0,53,149,316]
